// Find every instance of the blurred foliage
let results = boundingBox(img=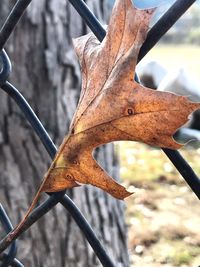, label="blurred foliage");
[119,141,200,185]
[187,29,200,45]
[139,44,200,77]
